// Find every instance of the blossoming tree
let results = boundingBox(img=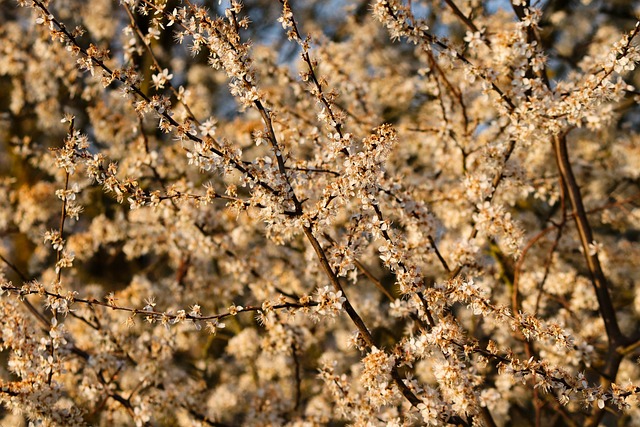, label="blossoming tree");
[1,0,640,425]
